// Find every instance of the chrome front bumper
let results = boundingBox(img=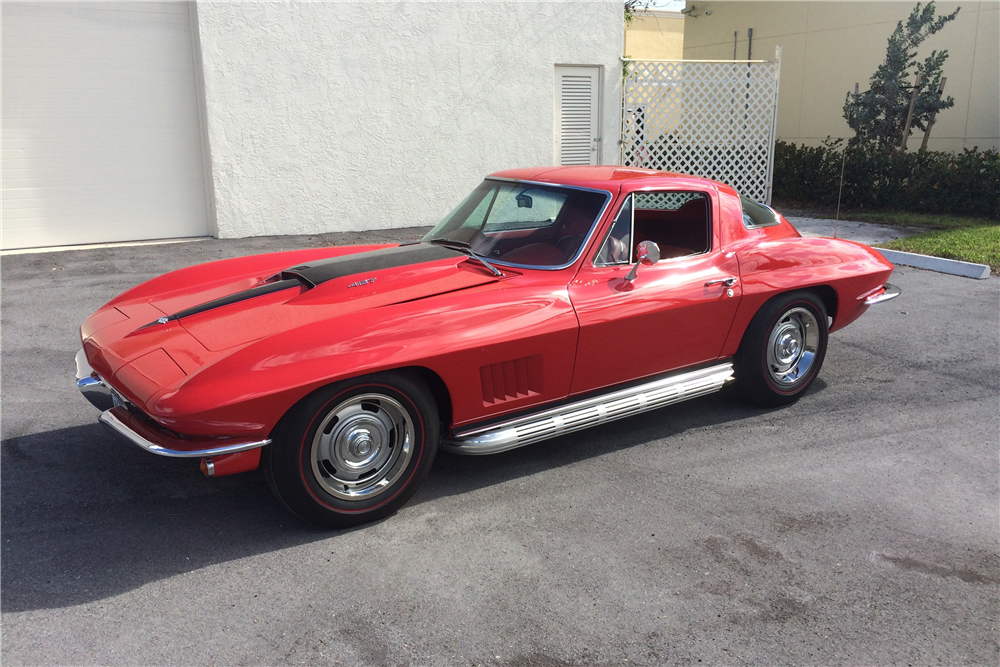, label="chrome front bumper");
[76,348,116,411]
[76,348,270,458]
[97,409,271,458]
